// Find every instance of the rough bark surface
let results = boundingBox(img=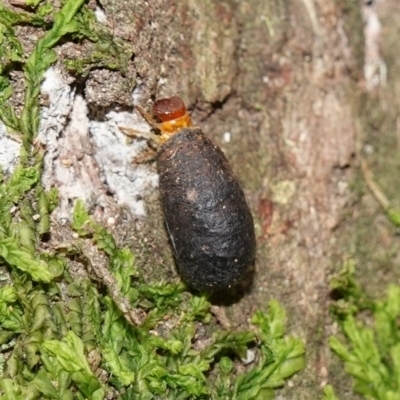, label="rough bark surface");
[7,0,398,398]
[49,0,360,397]
[89,1,359,397]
